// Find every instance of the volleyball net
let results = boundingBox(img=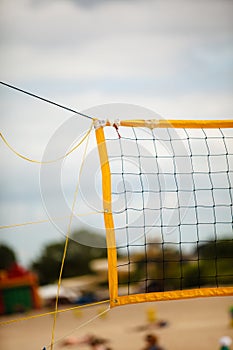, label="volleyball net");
[95,119,233,307]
